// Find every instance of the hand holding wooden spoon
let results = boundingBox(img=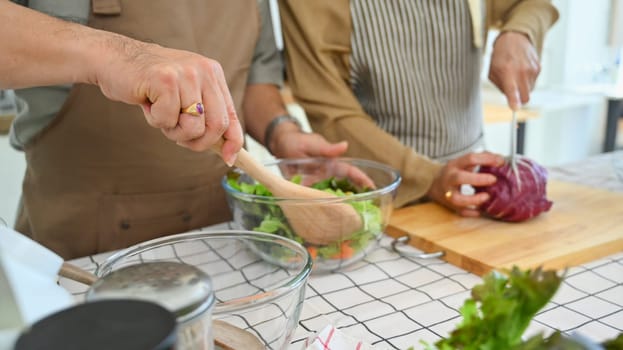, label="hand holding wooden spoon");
[213,140,363,245]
